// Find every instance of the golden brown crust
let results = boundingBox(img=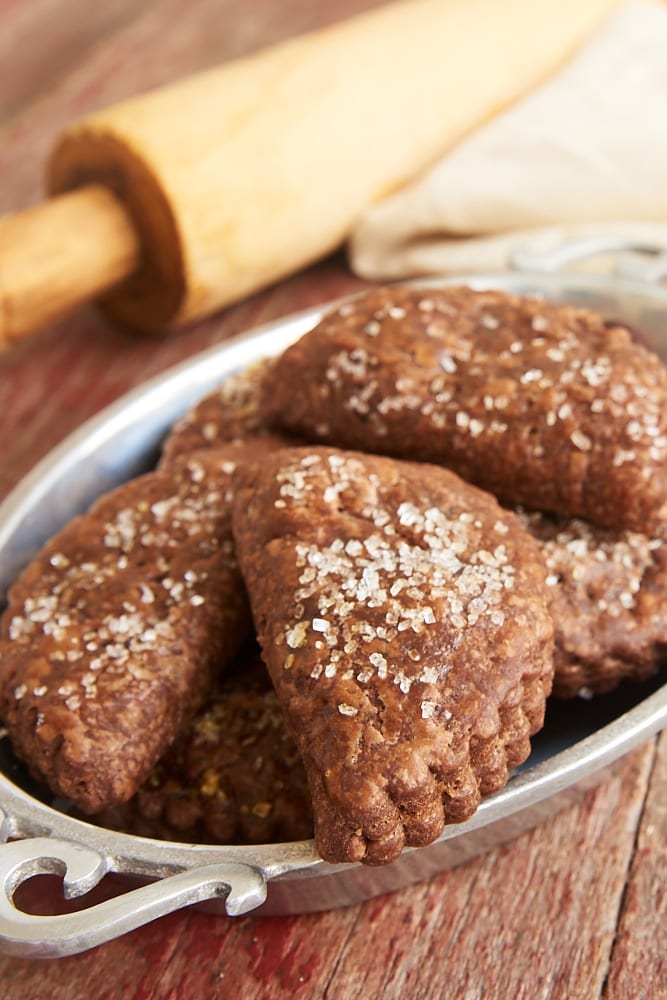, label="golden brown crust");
[231,447,554,864]
[260,286,667,532]
[520,511,667,697]
[0,450,252,813]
